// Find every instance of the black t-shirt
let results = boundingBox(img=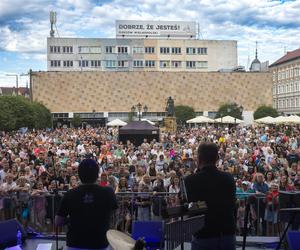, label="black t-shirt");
[57,184,118,249]
[184,166,236,237]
